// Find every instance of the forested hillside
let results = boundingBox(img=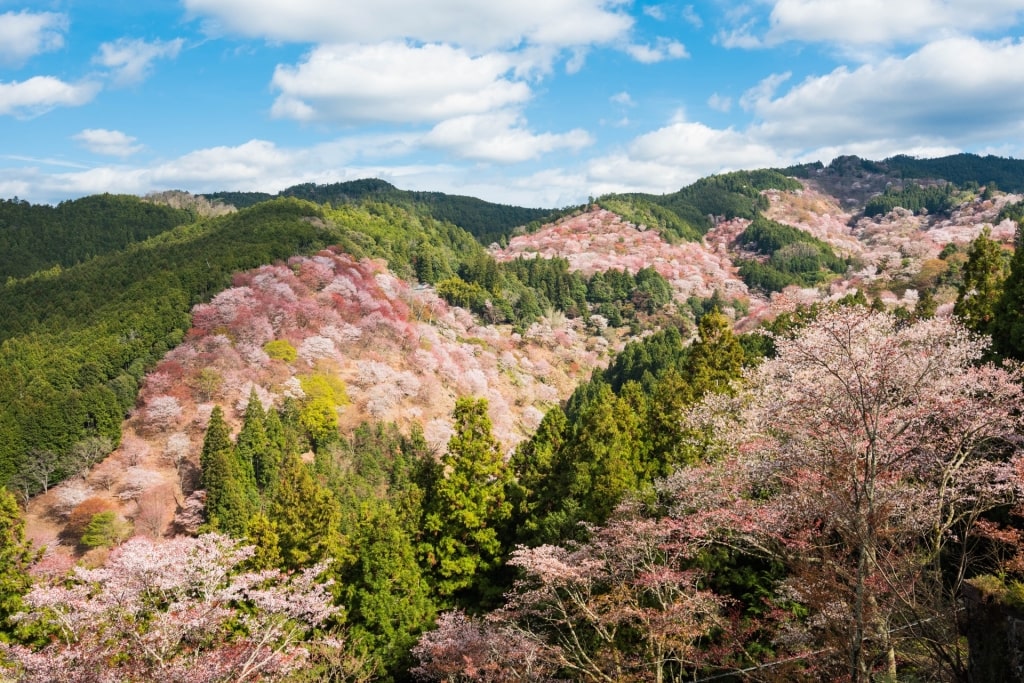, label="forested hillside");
[206,178,557,246]
[4,158,1024,682]
[0,195,193,280]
